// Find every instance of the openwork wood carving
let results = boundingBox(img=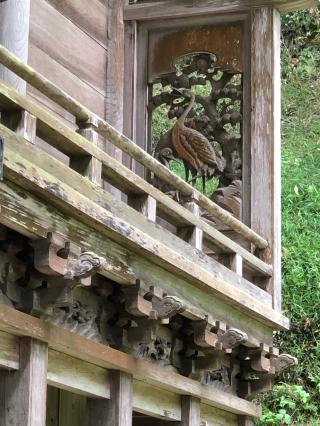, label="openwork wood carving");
[150,52,243,206]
